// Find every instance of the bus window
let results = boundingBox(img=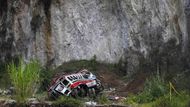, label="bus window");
[65,90,70,95]
[73,76,77,80]
[68,77,73,81]
[62,80,69,86]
